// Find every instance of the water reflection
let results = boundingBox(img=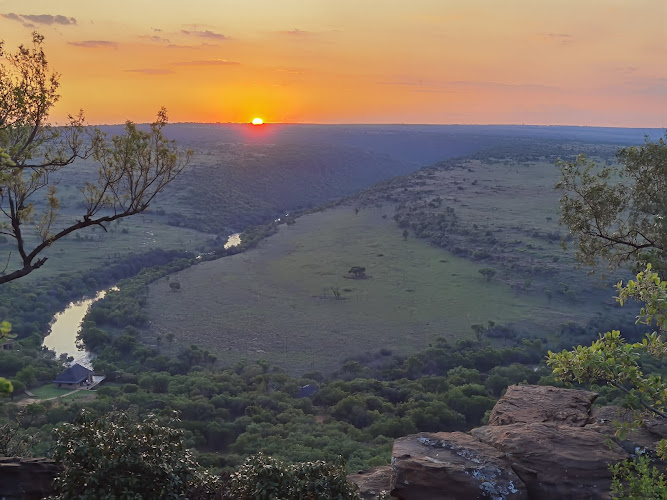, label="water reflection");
[224,233,241,249]
[43,288,117,367]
